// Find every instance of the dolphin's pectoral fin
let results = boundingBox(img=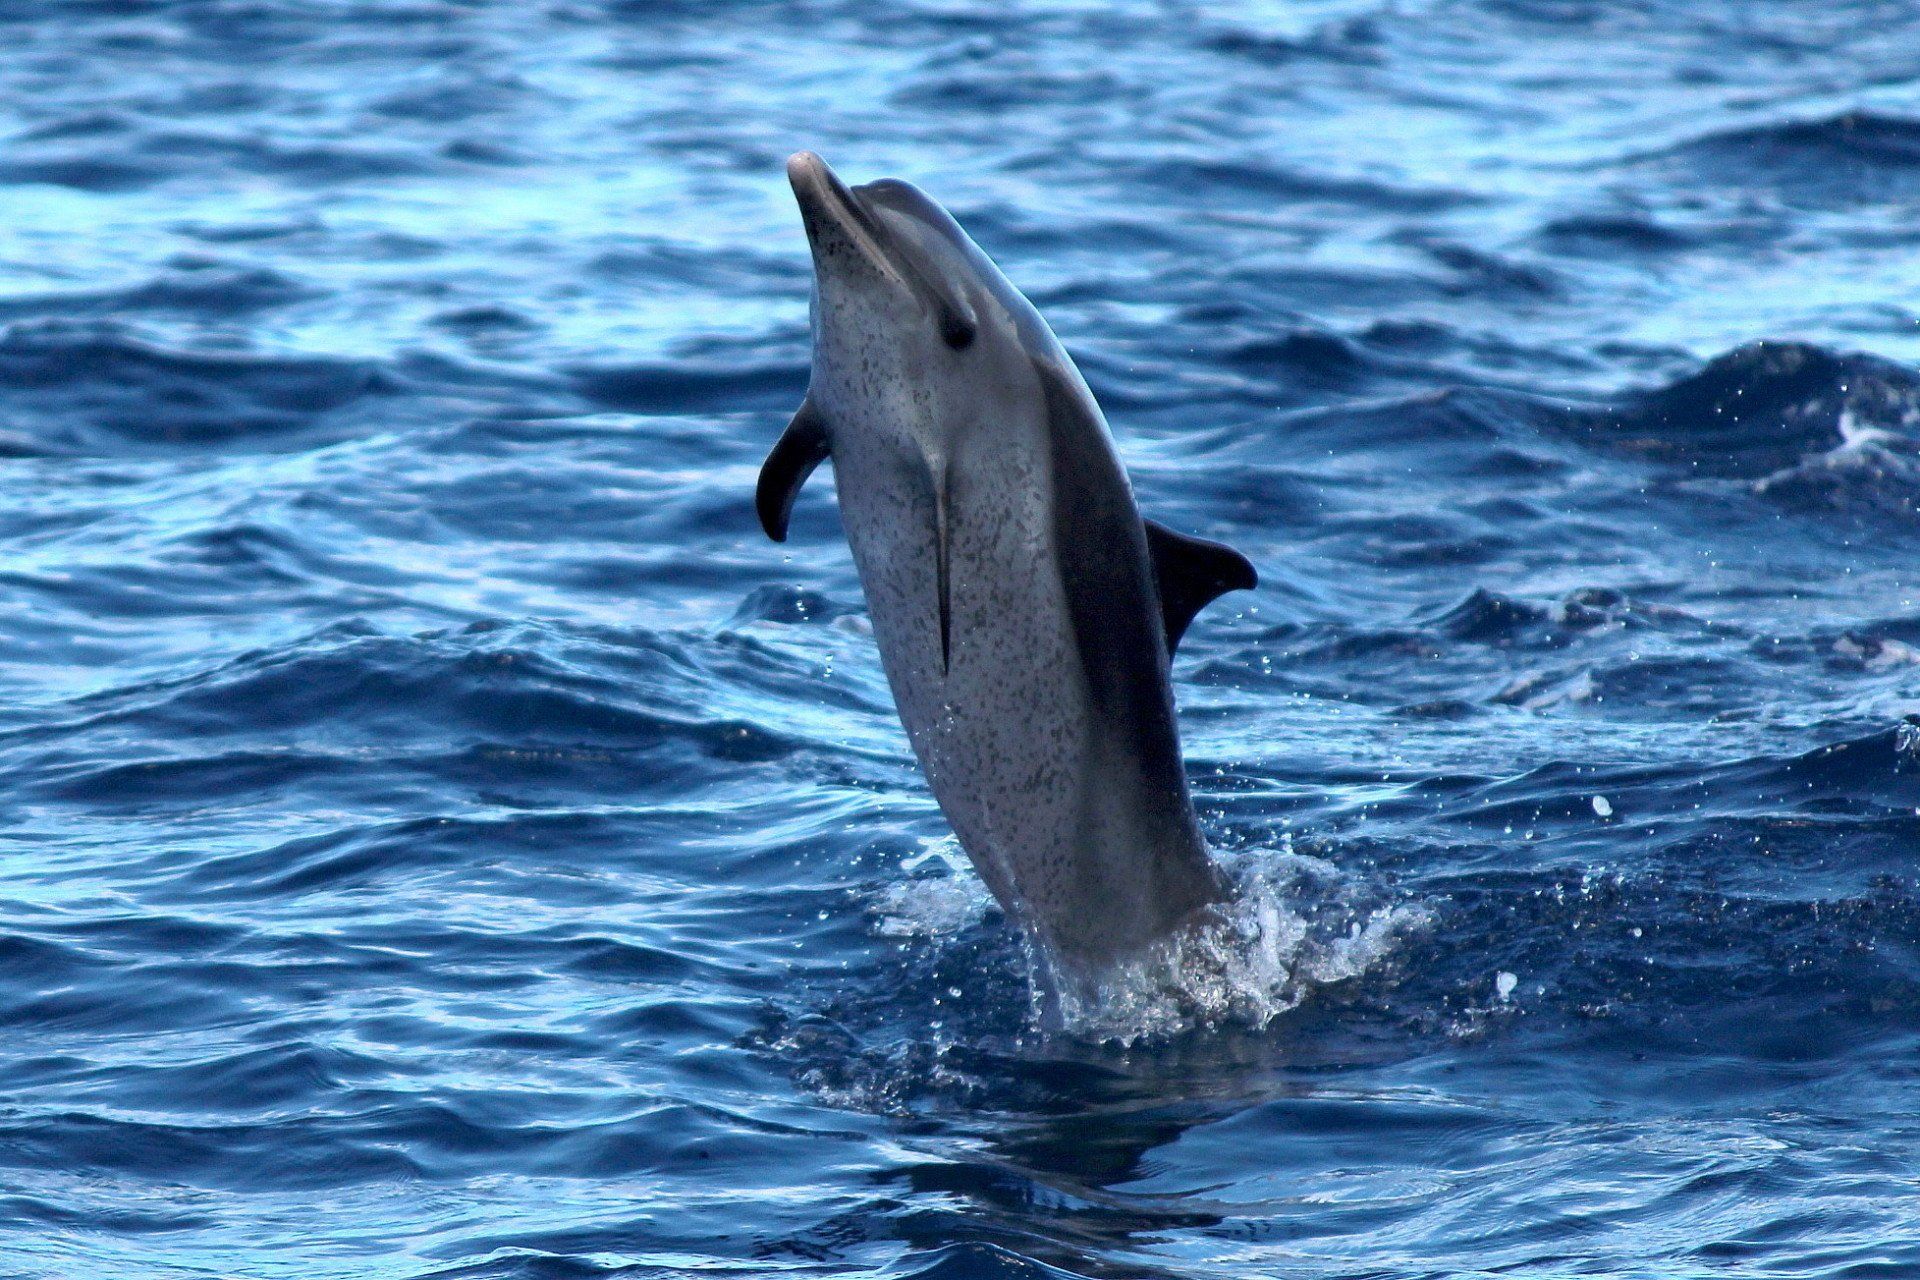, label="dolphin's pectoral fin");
[1143,519,1258,654]
[756,400,831,542]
